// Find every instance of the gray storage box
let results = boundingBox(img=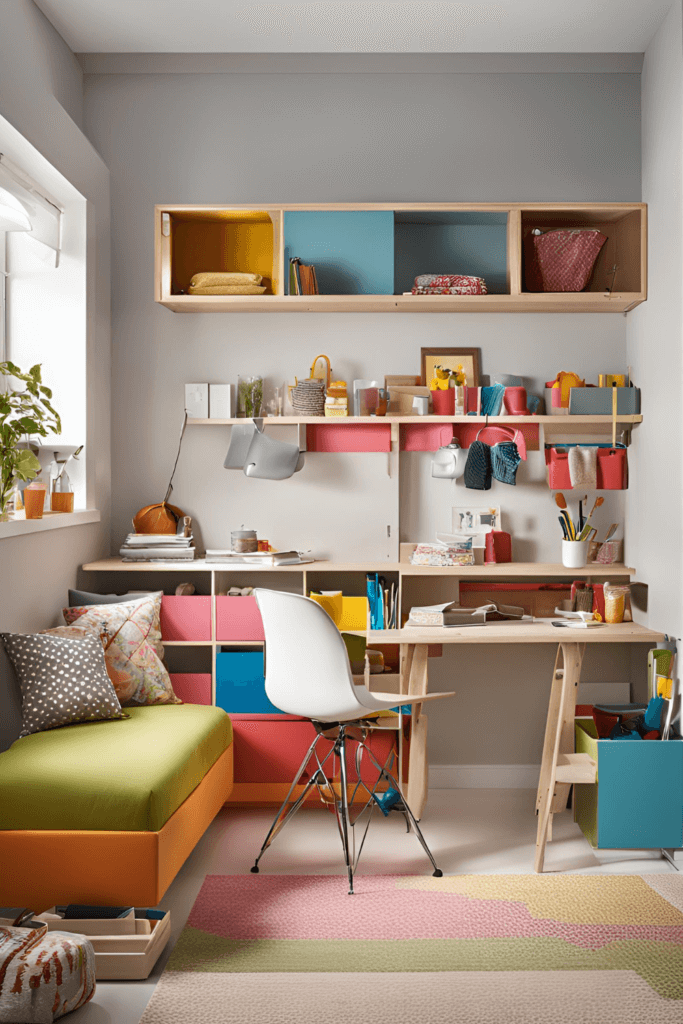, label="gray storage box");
[569,387,640,415]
